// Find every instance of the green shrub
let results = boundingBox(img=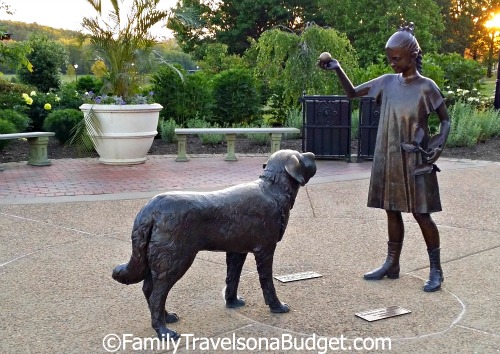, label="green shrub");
[200,130,224,144]
[0,78,32,110]
[227,122,268,145]
[0,109,30,131]
[212,68,261,126]
[422,61,446,90]
[57,82,84,109]
[0,119,17,150]
[352,55,445,90]
[426,53,485,91]
[183,71,214,123]
[262,86,288,126]
[284,107,303,140]
[443,87,492,110]
[20,90,61,131]
[186,117,224,144]
[186,117,208,129]
[475,108,500,142]
[246,130,269,145]
[151,66,213,127]
[76,75,103,93]
[447,102,482,147]
[351,109,359,139]
[150,65,184,124]
[160,118,177,143]
[352,56,391,83]
[43,109,83,144]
